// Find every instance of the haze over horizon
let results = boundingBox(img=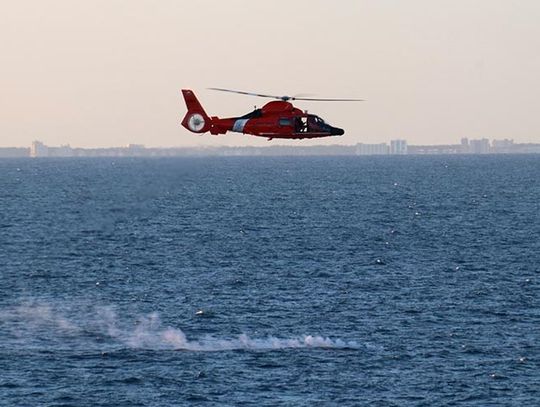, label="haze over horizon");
[1,0,539,148]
